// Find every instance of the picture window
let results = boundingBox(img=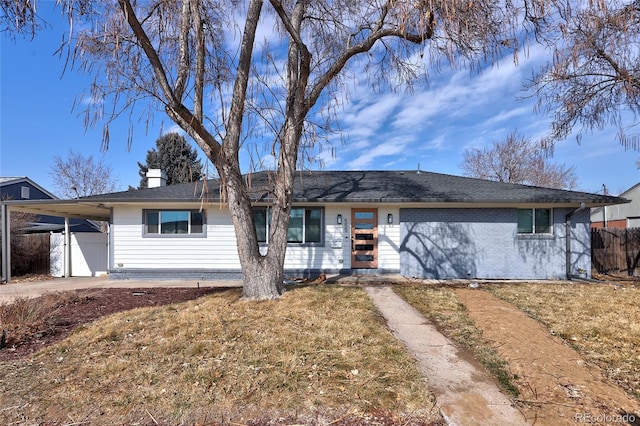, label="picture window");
[254,207,323,245]
[143,210,205,236]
